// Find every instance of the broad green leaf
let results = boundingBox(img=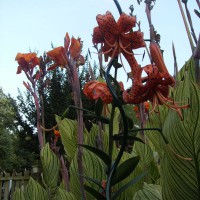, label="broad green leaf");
[84,185,105,200]
[133,182,162,200]
[69,149,106,200]
[55,115,78,161]
[111,156,140,186]
[24,177,48,200]
[13,188,25,200]
[80,175,102,188]
[145,105,169,156]
[40,143,60,190]
[134,136,160,183]
[112,172,148,199]
[79,144,111,166]
[177,57,195,82]
[53,187,77,200]
[160,74,200,200]
[55,115,89,161]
